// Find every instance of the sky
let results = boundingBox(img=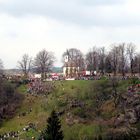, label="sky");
[0,0,140,69]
